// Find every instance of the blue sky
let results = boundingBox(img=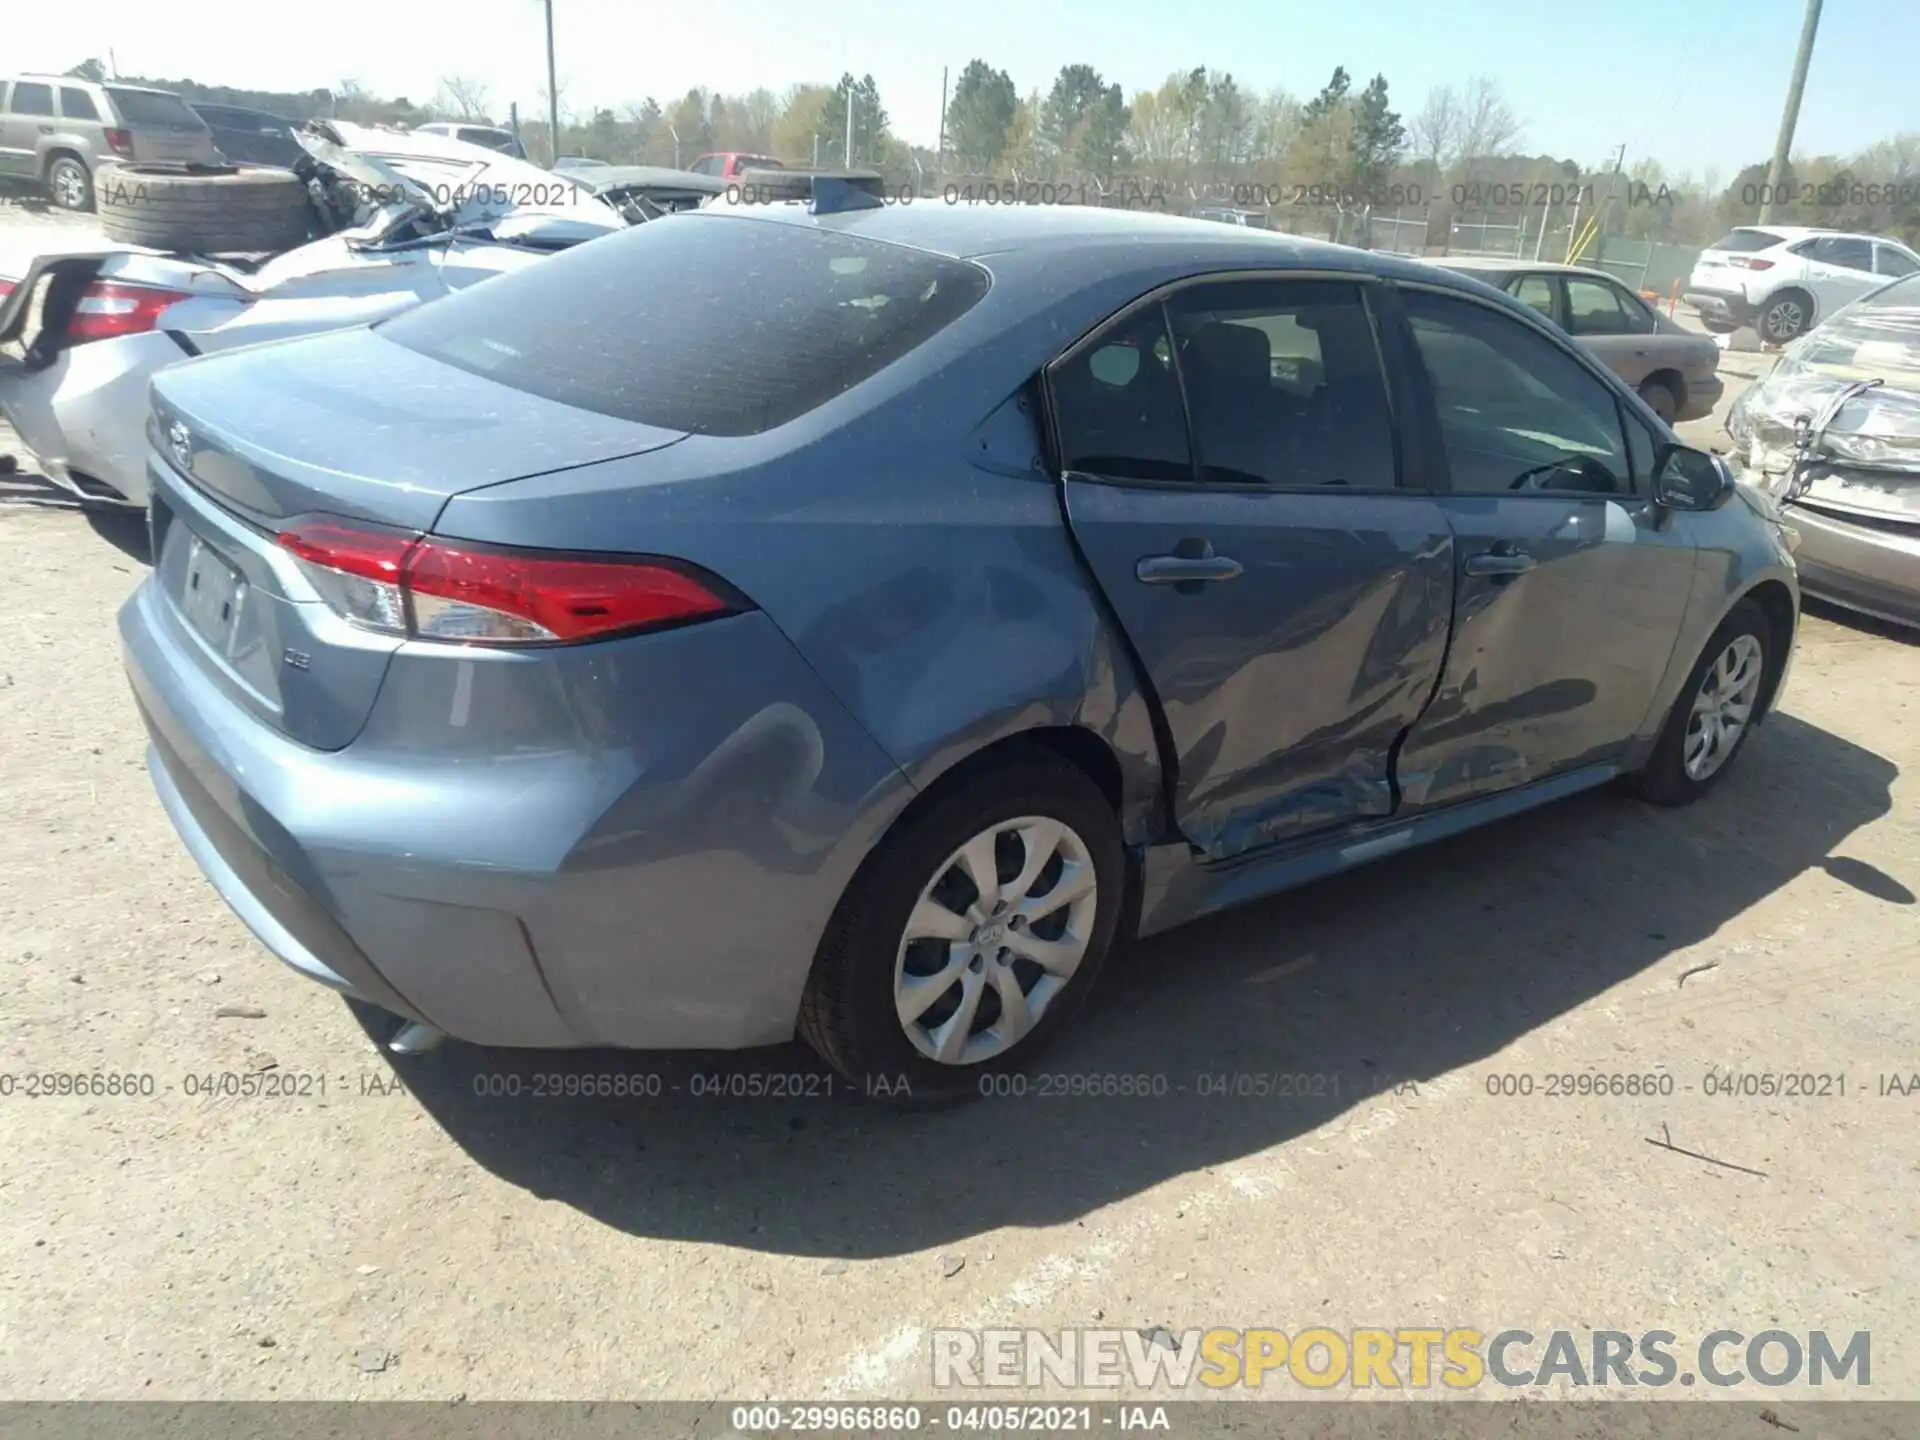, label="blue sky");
[19,0,1908,177]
